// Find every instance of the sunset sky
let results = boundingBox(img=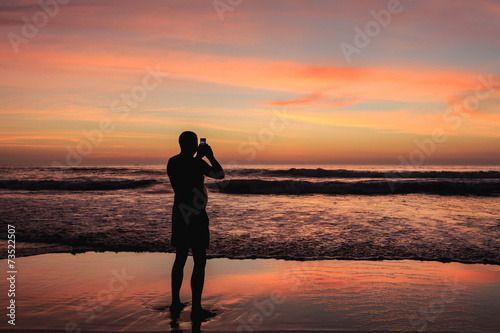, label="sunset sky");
[1,0,499,165]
